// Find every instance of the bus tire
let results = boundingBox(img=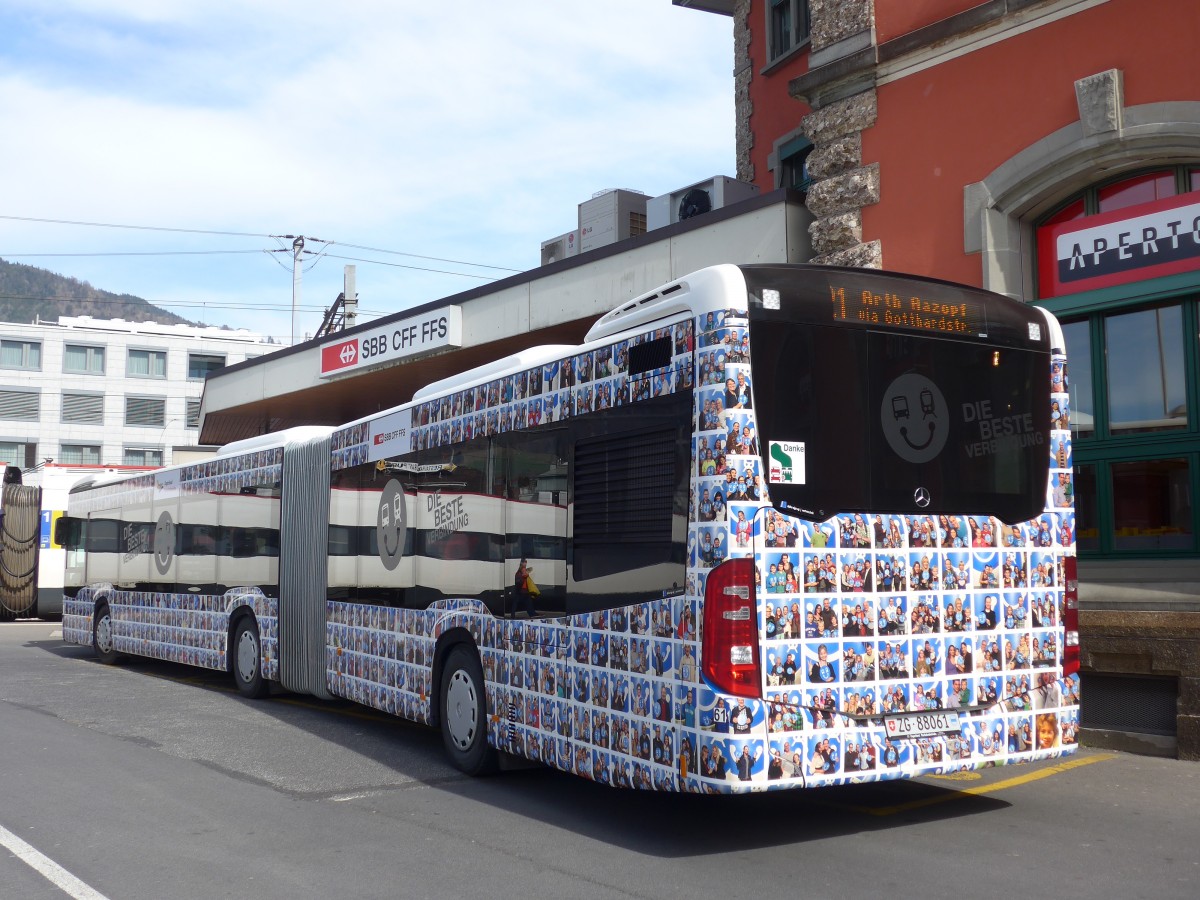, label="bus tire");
[439,644,498,776]
[232,616,269,699]
[92,603,118,665]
